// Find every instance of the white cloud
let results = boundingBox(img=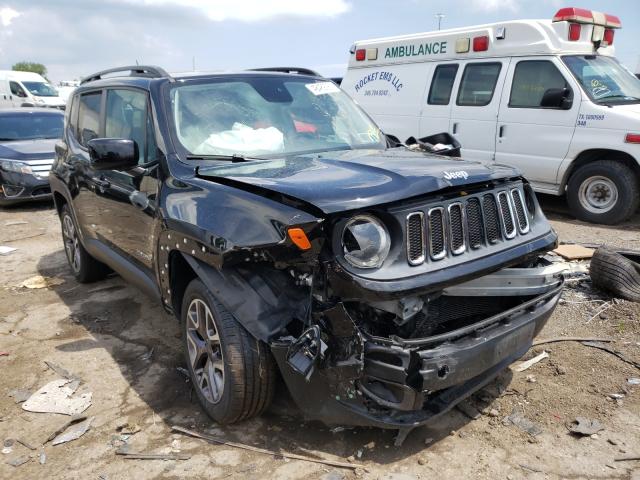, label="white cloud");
[470,0,518,12]
[137,0,351,22]
[0,6,20,26]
